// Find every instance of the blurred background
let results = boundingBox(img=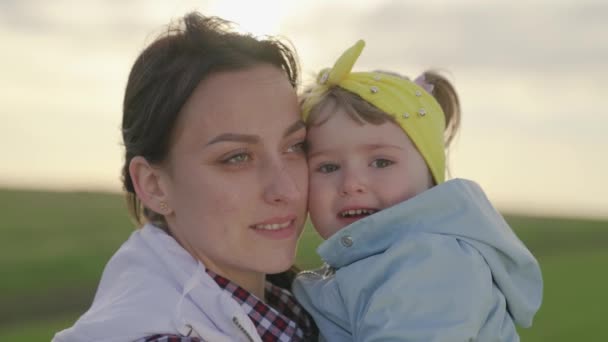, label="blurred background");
[1,0,606,340]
